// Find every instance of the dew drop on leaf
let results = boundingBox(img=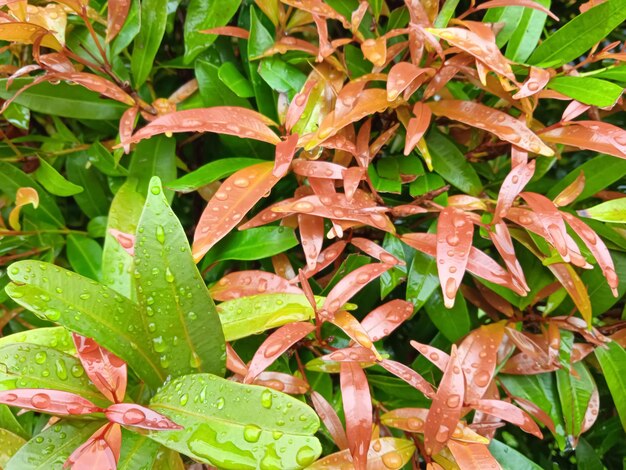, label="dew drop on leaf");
[243,424,262,443]
[122,407,146,425]
[261,389,273,409]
